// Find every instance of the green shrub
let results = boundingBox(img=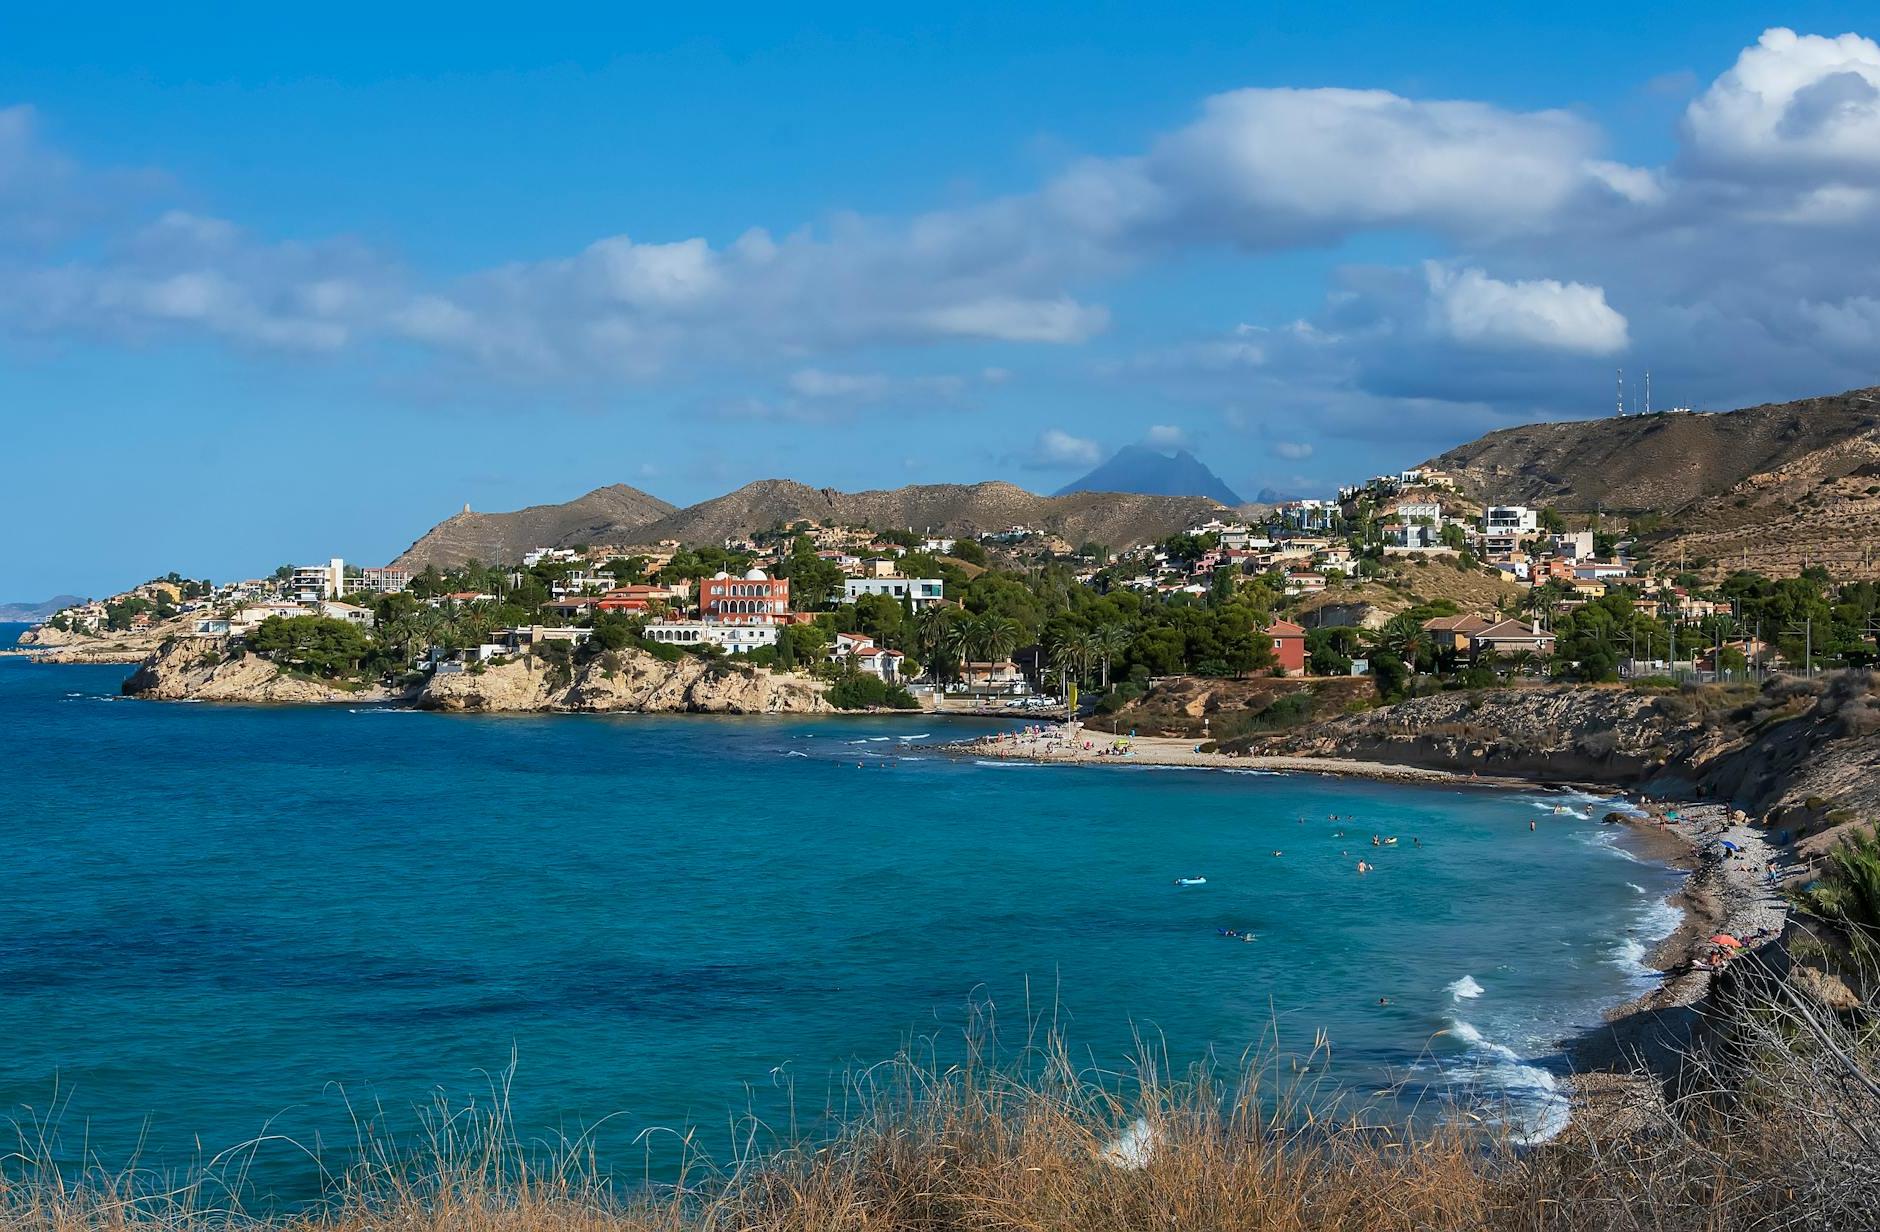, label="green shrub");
[828,675,918,710]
